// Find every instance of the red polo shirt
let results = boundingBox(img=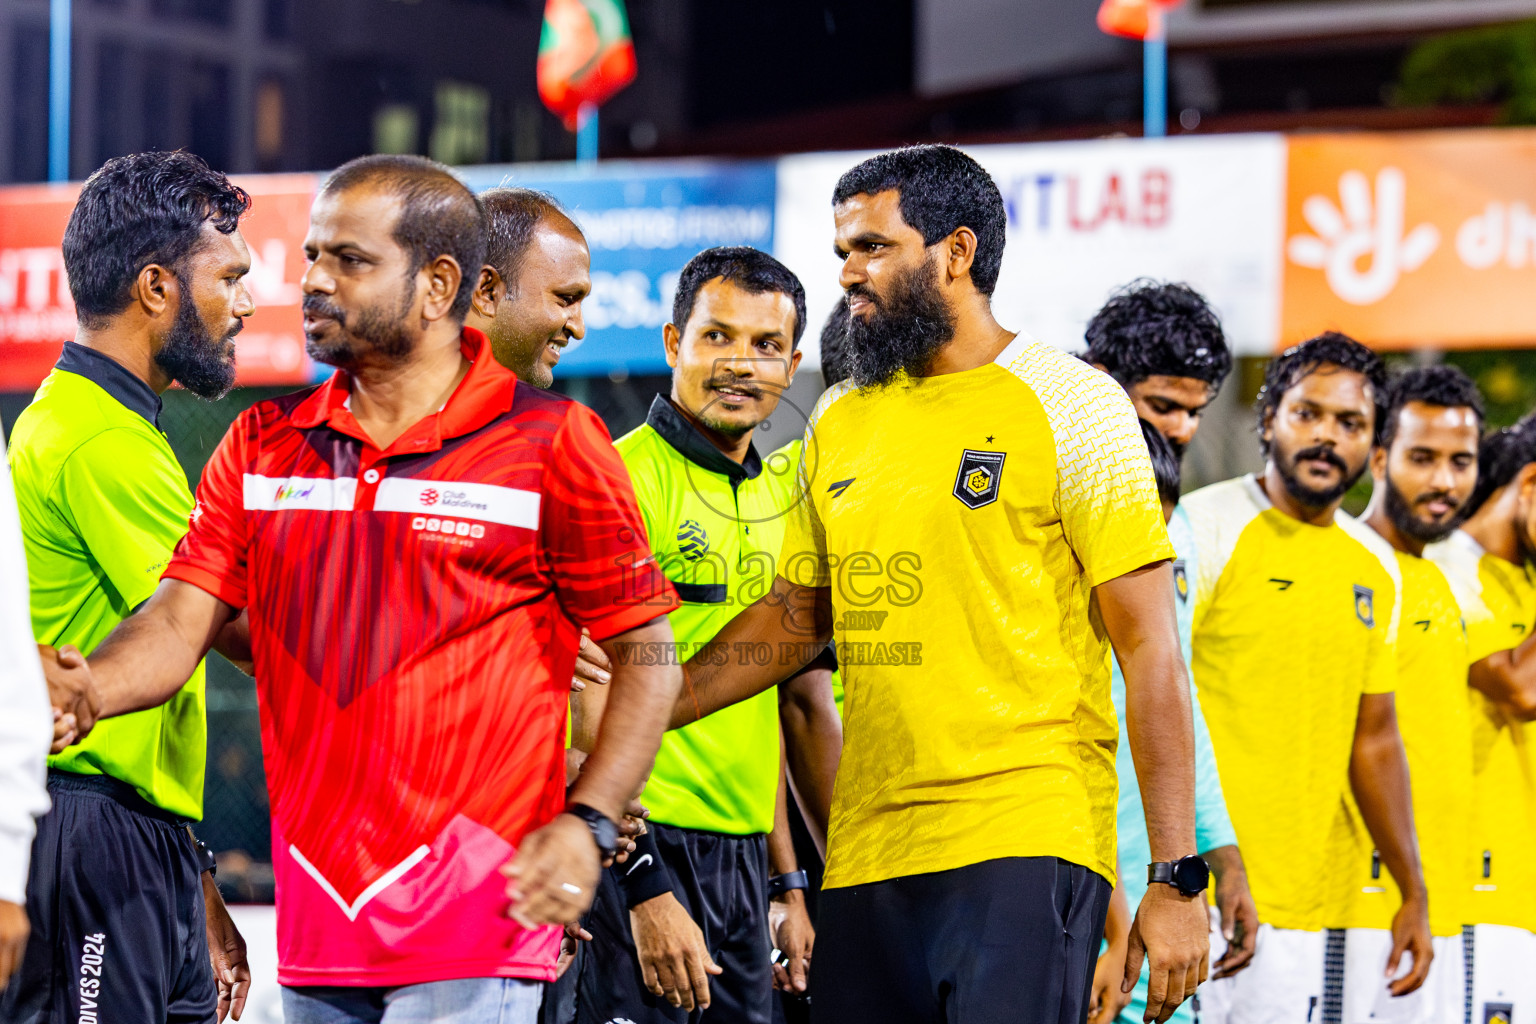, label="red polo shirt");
[165,328,676,986]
